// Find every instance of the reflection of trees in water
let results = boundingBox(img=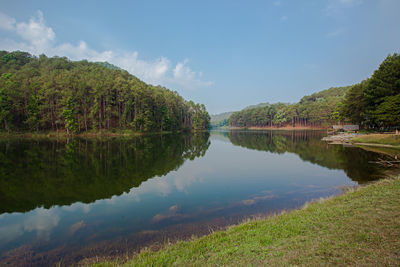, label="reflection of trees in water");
[227,130,388,183]
[0,132,210,213]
